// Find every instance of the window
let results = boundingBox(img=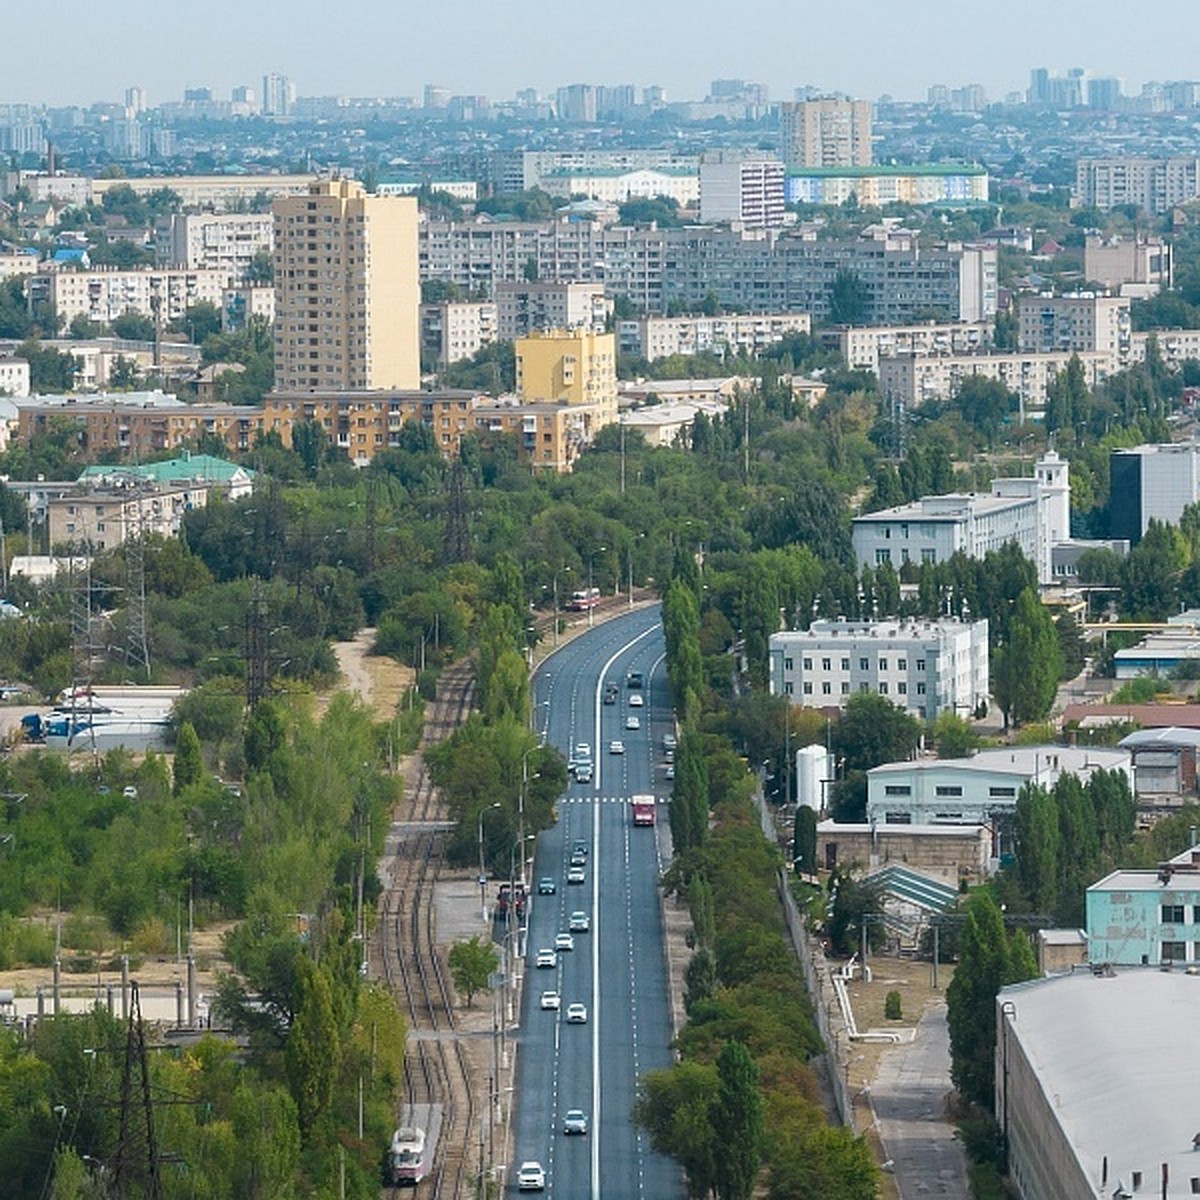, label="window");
[879,682,888,694]
[784,682,793,695]
[921,548,937,564]
[884,812,913,824]
[803,657,812,670]
[916,659,926,671]
[989,787,1016,798]
[1194,906,1200,924]
[898,659,907,671]
[822,681,831,695]
[916,682,926,695]
[1162,904,1185,925]
[875,549,892,565]
[822,657,831,670]
[784,657,793,670]
[935,785,963,797]
[879,658,888,671]
[859,657,869,671]
[841,682,849,694]
[859,682,869,692]
[841,658,850,670]
[1162,941,1187,963]
[898,681,907,695]
[802,682,812,695]
[884,785,911,796]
